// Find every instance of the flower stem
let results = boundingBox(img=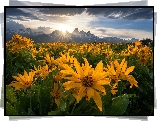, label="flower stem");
[29,89,32,109]
[70,101,77,115]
